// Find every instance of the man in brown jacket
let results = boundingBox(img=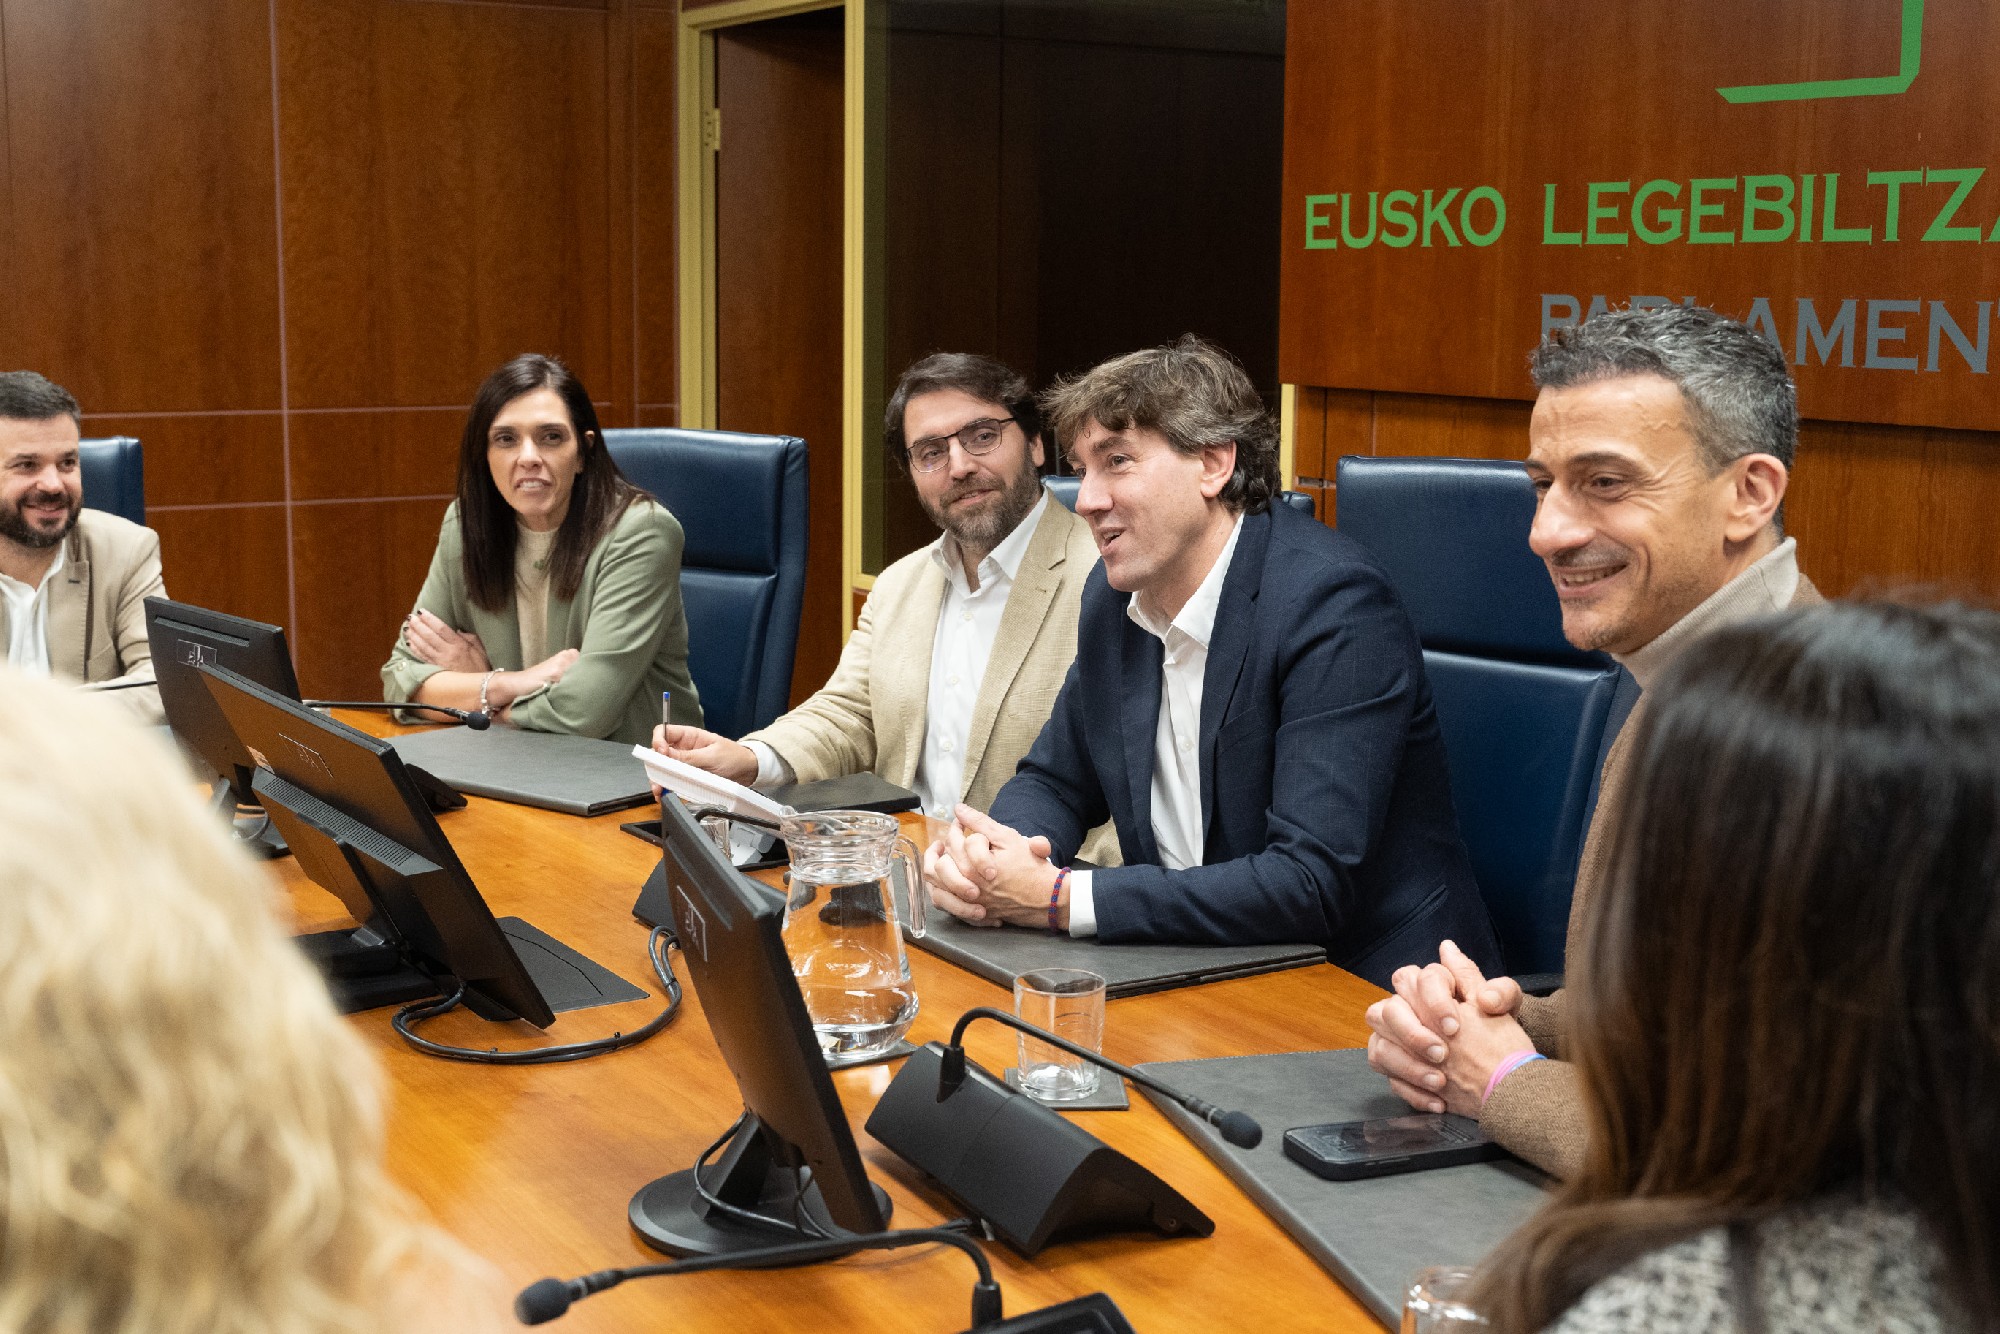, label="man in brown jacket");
[1364,306,1821,1179]
[0,371,166,725]
[654,353,1115,862]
